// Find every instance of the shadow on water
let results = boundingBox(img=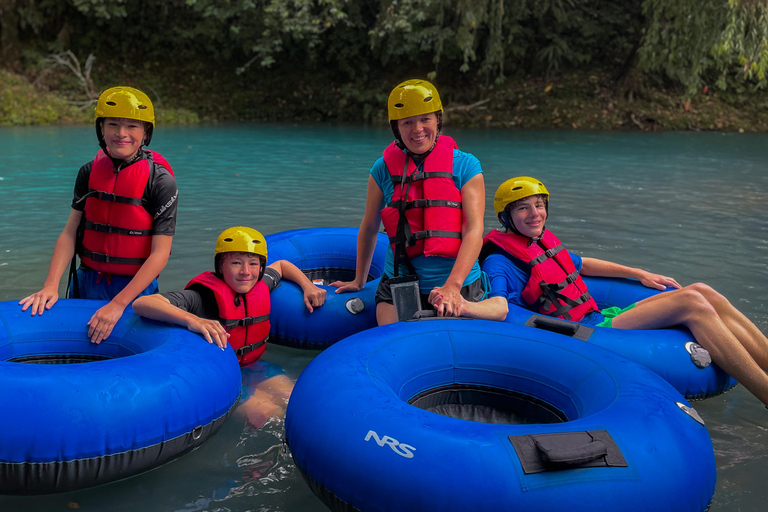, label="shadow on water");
[1,125,767,511]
